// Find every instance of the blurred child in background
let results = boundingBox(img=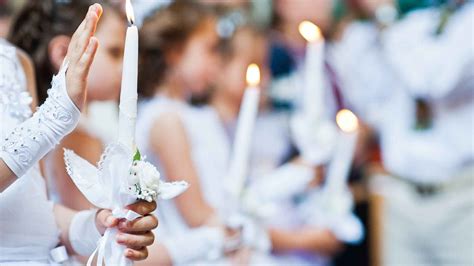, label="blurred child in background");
[136,2,262,265]
[10,0,124,210]
[211,23,343,266]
